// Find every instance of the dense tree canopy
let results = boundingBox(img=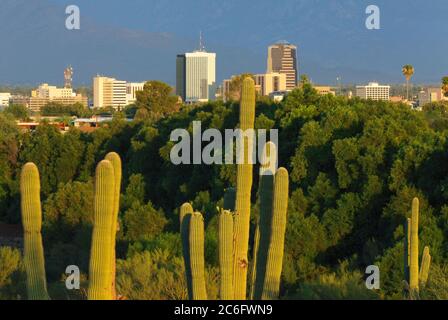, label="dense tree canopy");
[0,86,447,299]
